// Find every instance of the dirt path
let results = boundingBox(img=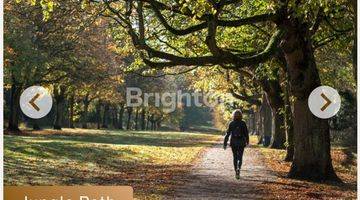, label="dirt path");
[170,144,276,199]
